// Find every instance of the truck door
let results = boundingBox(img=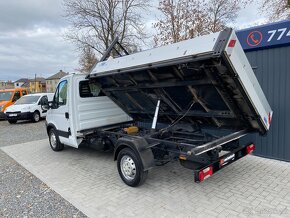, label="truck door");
[52,80,71,146]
